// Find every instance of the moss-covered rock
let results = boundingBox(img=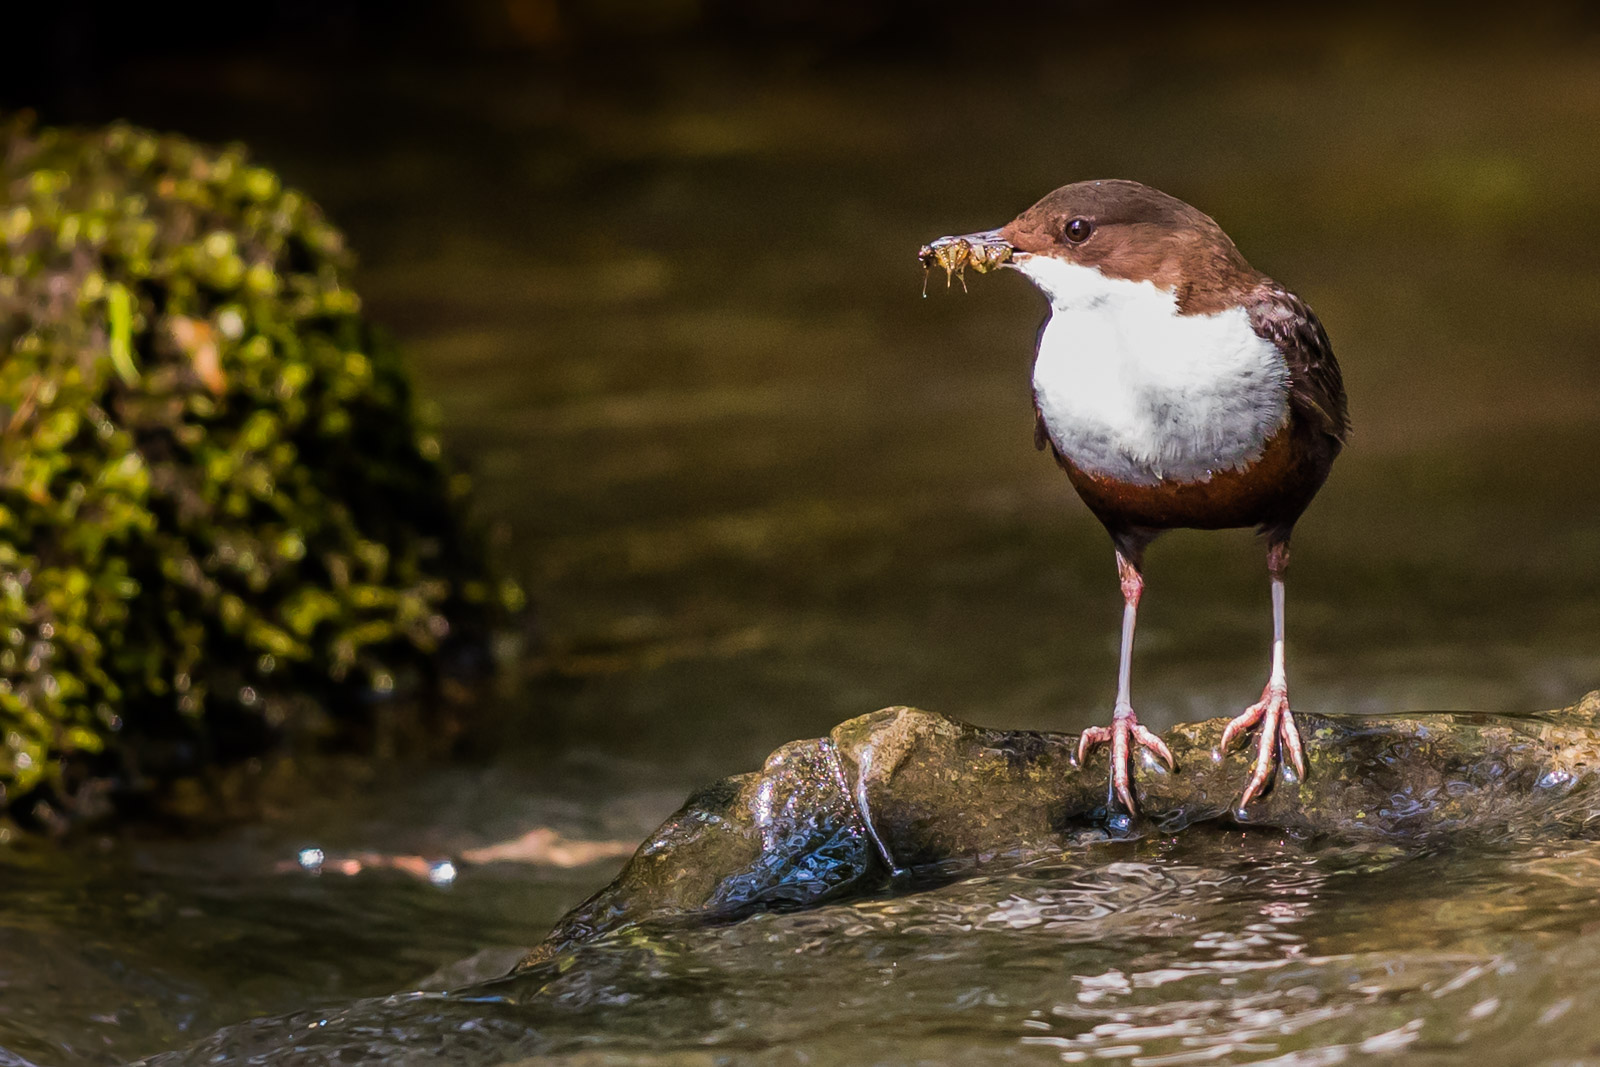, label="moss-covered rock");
[525,691,1600,964]
[0,114,522,825]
